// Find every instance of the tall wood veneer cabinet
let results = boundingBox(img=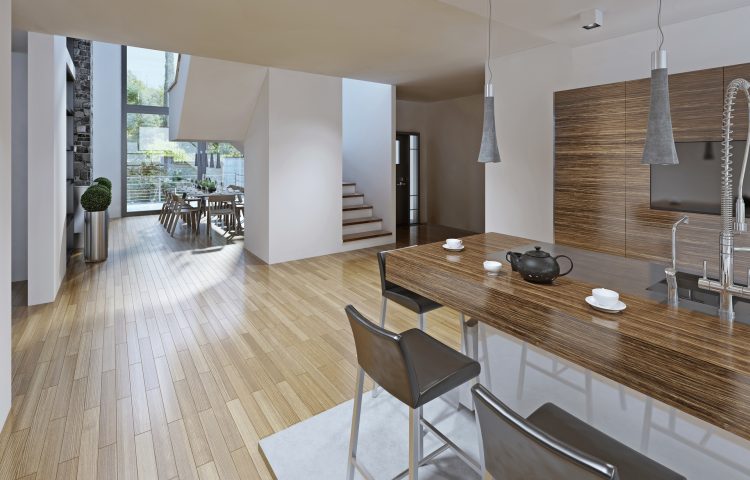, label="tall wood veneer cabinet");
[553,82,627,256]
